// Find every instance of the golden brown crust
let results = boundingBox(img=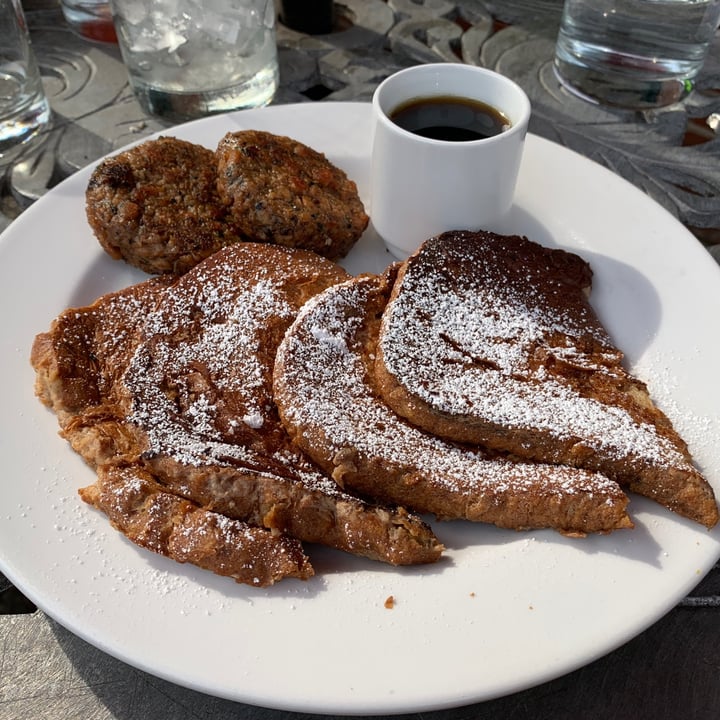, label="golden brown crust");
[31,243,443,572]
[143,459,444,565]
[273,268,633,536]
[86,136,244,275]
[373,232,718,528]
[80,464,314,586]
[123,243,442,565]
[30,276,175,465]
[215,130,368,260]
